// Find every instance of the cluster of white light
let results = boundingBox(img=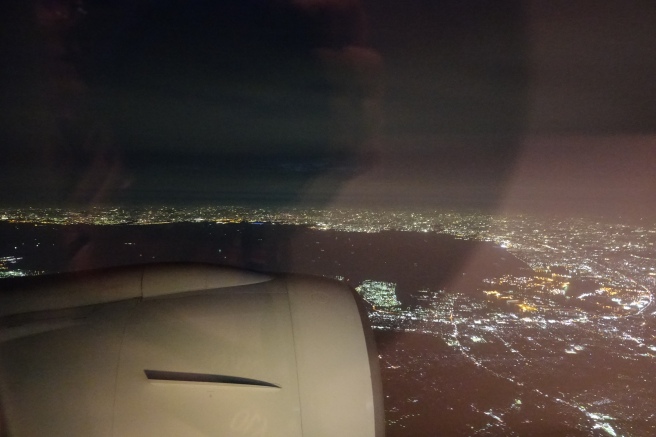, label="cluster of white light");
[355,280,401,310]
